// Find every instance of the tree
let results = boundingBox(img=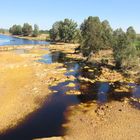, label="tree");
[101,20,113,49]
[40,30,49,34]
[9,25,22,35]
[73,29,82,43]
[59,19,78,43]
[113,28,138,69]
[80,17,113,57]
[50,19,78,43]
[80,16,103,56]
[0,28,9,34]
[50,21,61,41]
[126,26,136,42]
[22,23,33,36]
[32,24,39,37]
[113,28,128,68]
